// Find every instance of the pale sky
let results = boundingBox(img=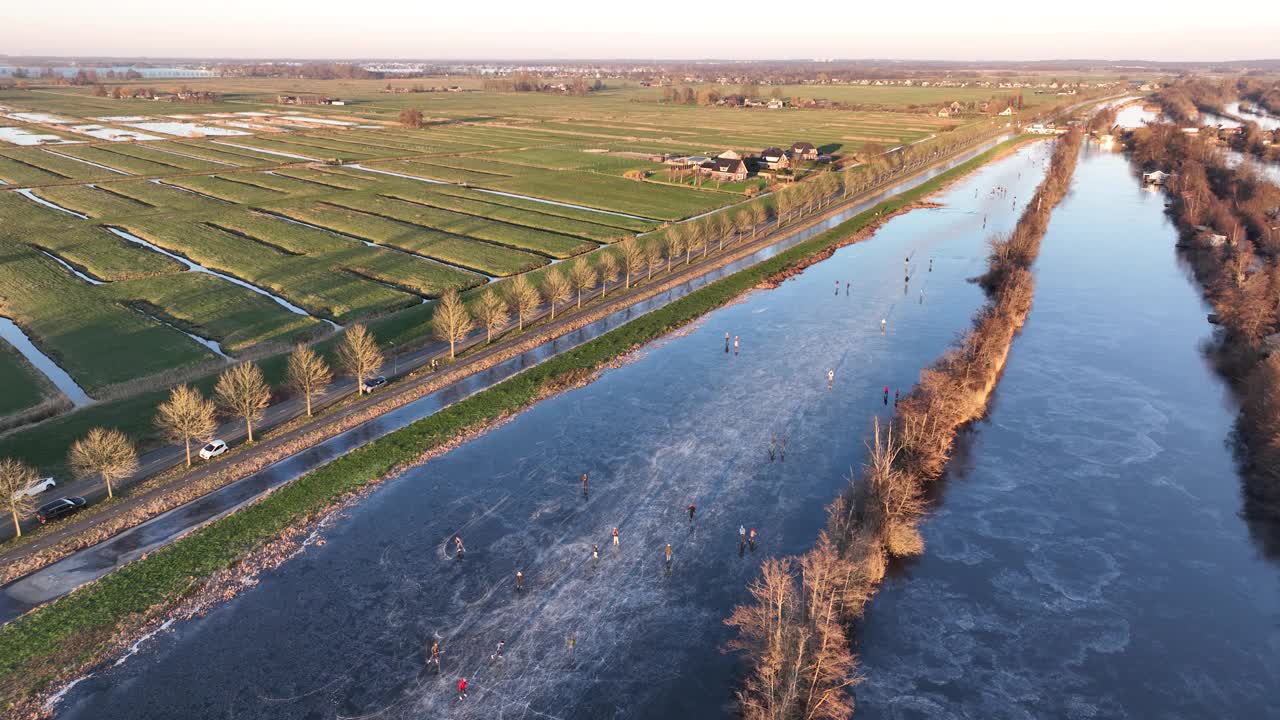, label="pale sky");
[4,0,1276,62]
